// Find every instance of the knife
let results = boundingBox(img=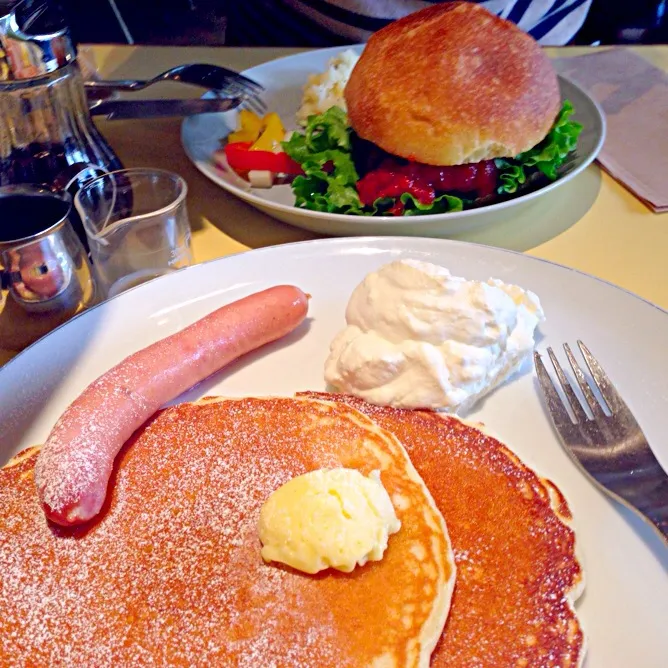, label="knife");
[89,97,242,120]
